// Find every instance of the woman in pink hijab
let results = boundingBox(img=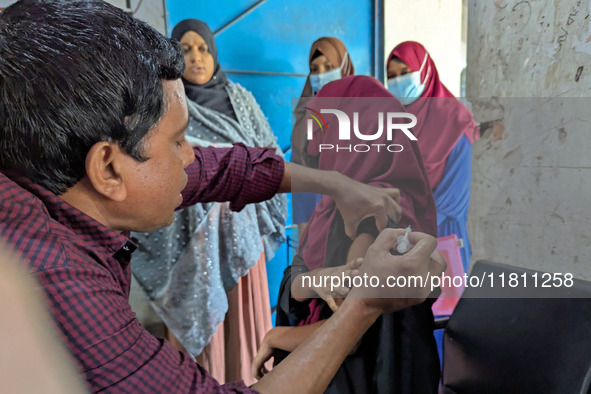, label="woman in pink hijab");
[256,75,441,394]
[291,37,355,239]
[387,41,478,272]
